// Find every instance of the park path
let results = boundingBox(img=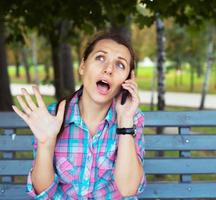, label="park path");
[10,83,216,109]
